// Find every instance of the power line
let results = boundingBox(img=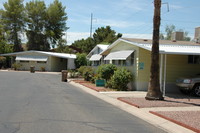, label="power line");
[162,19,200,24]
